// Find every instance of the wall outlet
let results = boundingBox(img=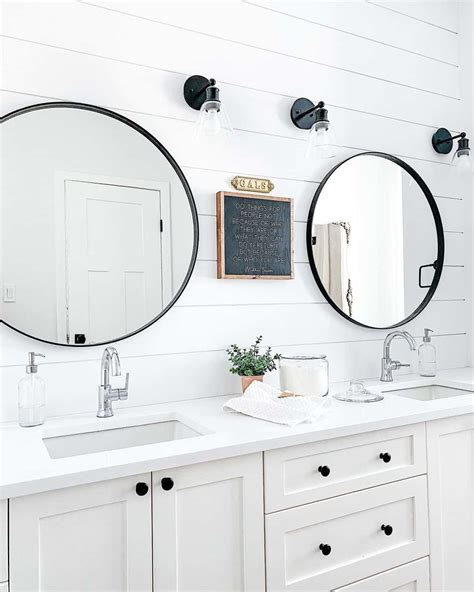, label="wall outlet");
[3,284,16,303]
